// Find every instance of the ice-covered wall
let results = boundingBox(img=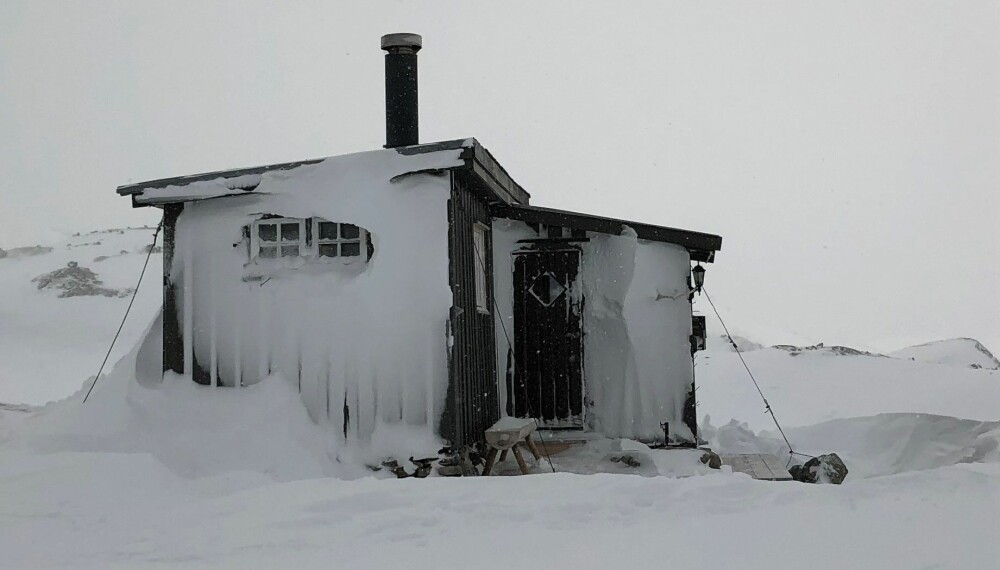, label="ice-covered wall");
[492,220,694,442]
[580,230,694,442]
[490,219,536,410]
[169,148,459,445]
